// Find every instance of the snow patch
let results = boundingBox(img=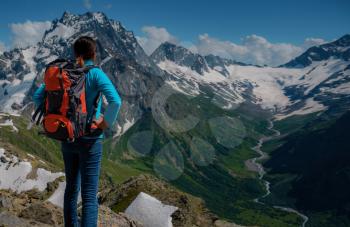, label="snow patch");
[0,148,64,193]
[0,46,38,114]
[0,119,18,132]
[45,23,75,40]
[46,180,82,208]
[327,82,350,94]
[297,59,348,95]
[125,192,178,227]
[47,181,66,208]
[123,118,135,133]
[274,98,327,120]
